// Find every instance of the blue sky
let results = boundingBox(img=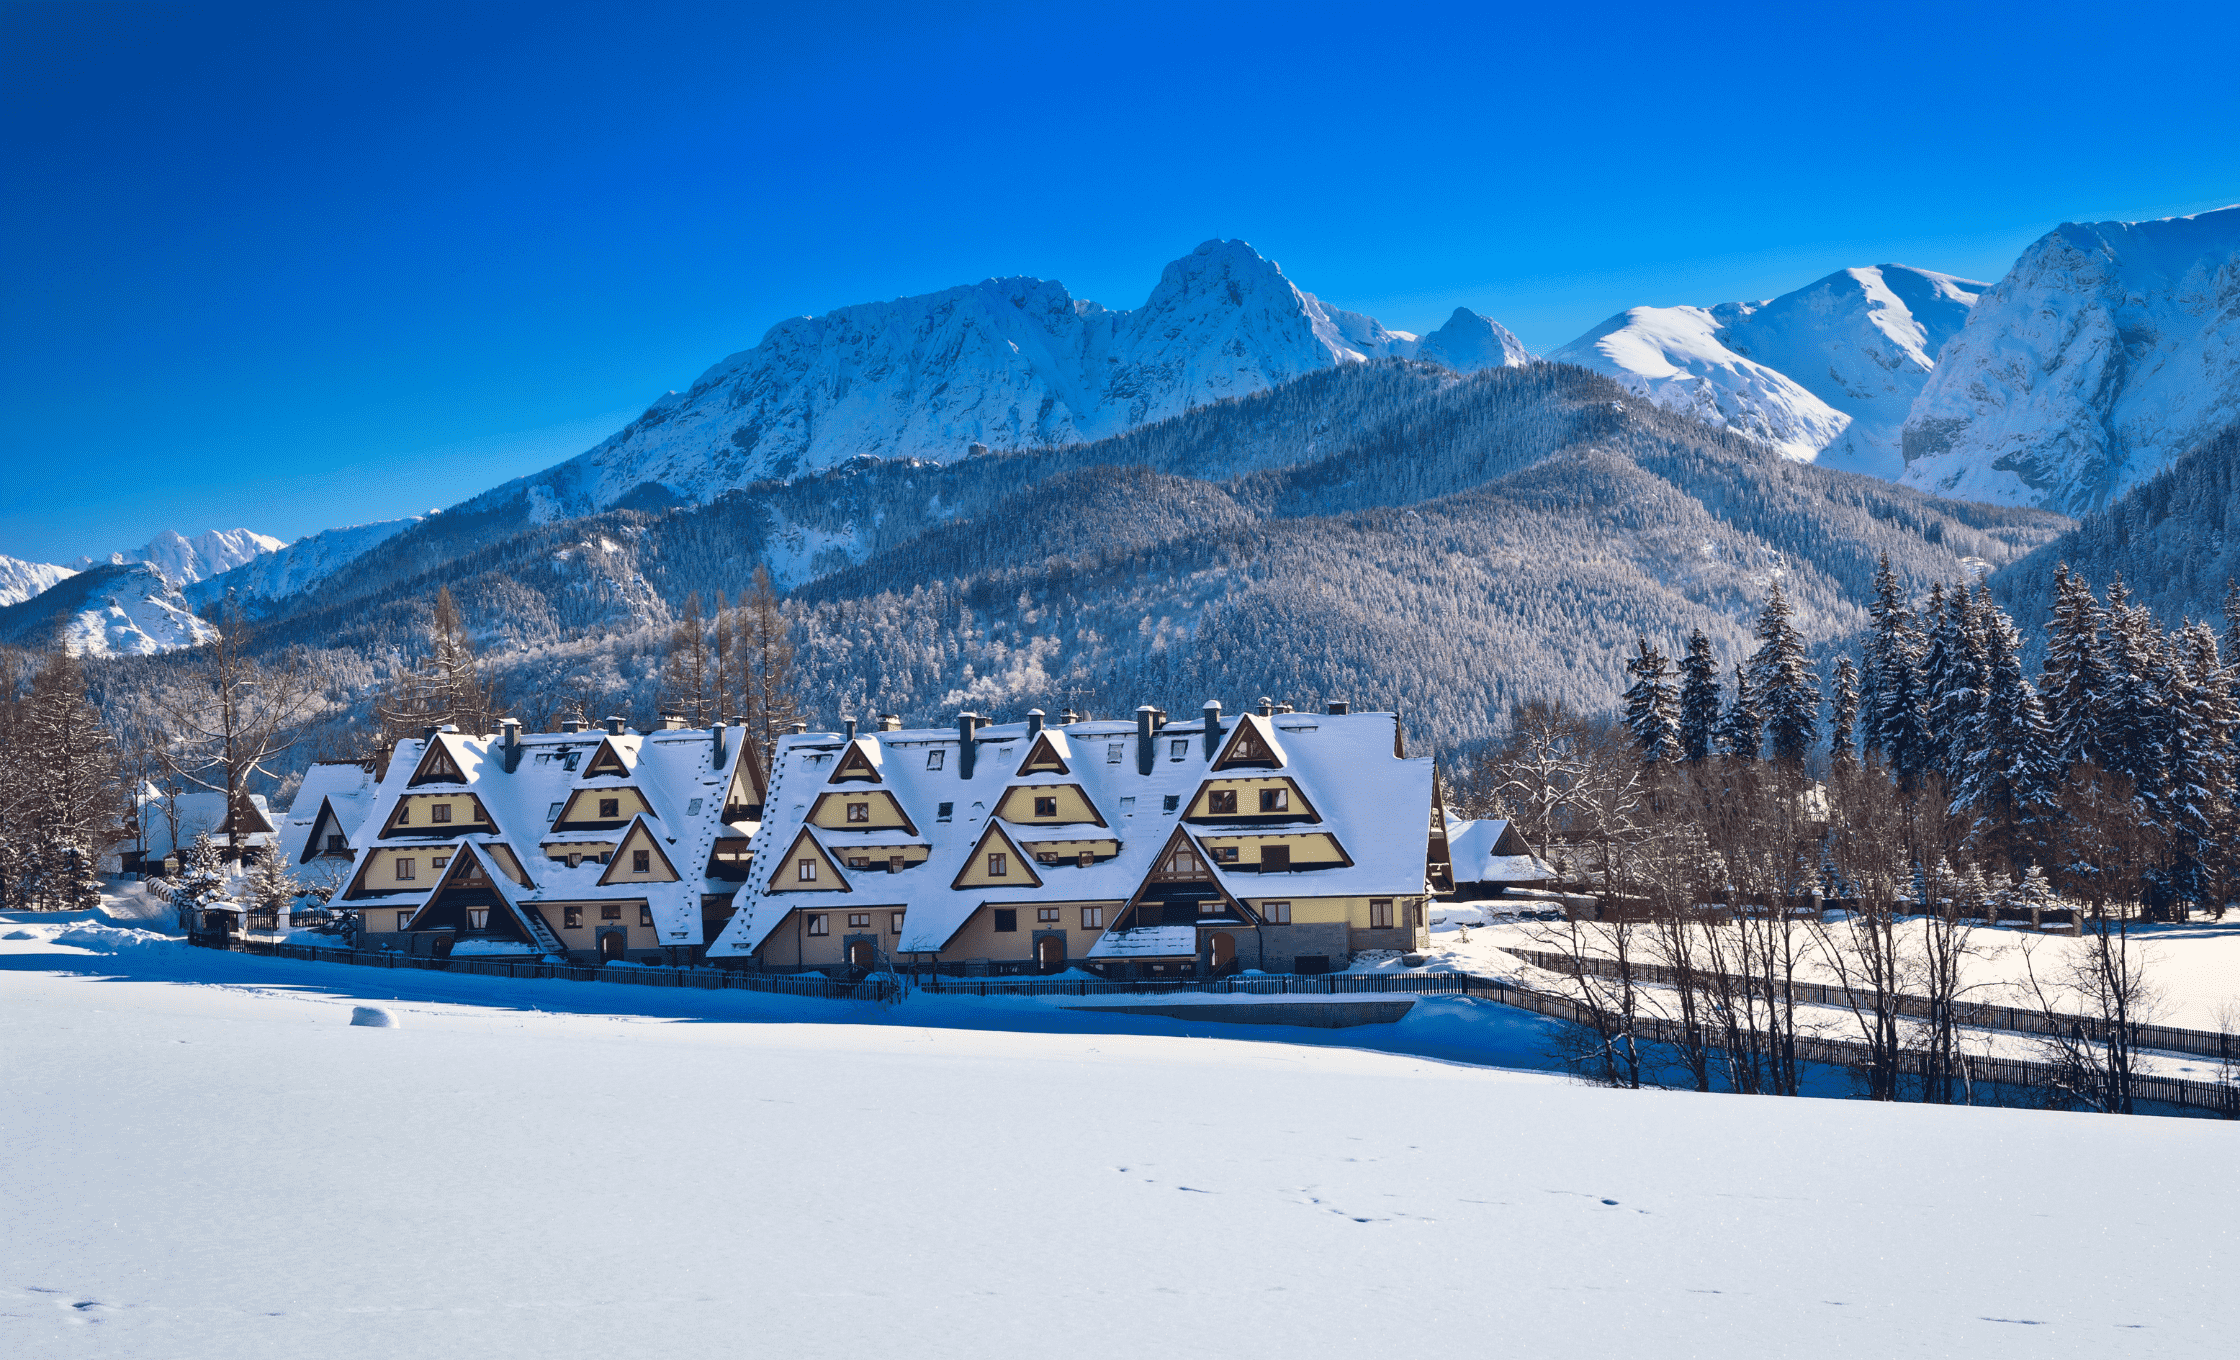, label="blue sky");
[4,0,2235,564]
